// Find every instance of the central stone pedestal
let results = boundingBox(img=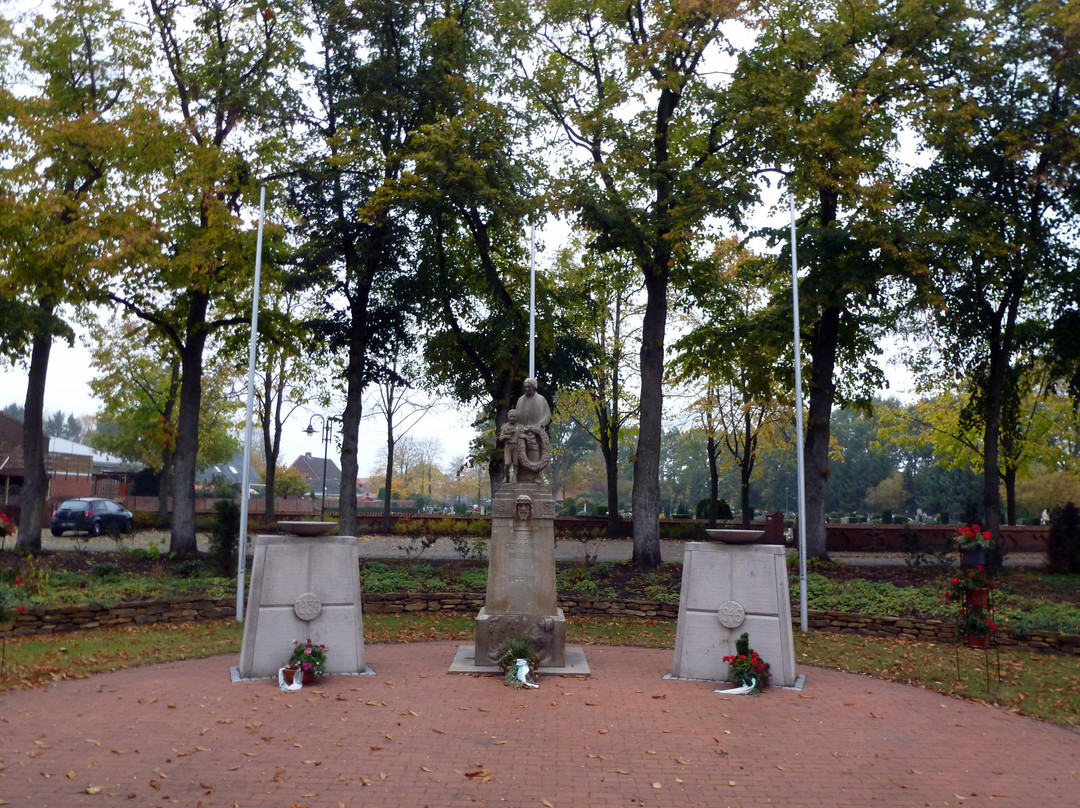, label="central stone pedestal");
[473,483,566,667]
